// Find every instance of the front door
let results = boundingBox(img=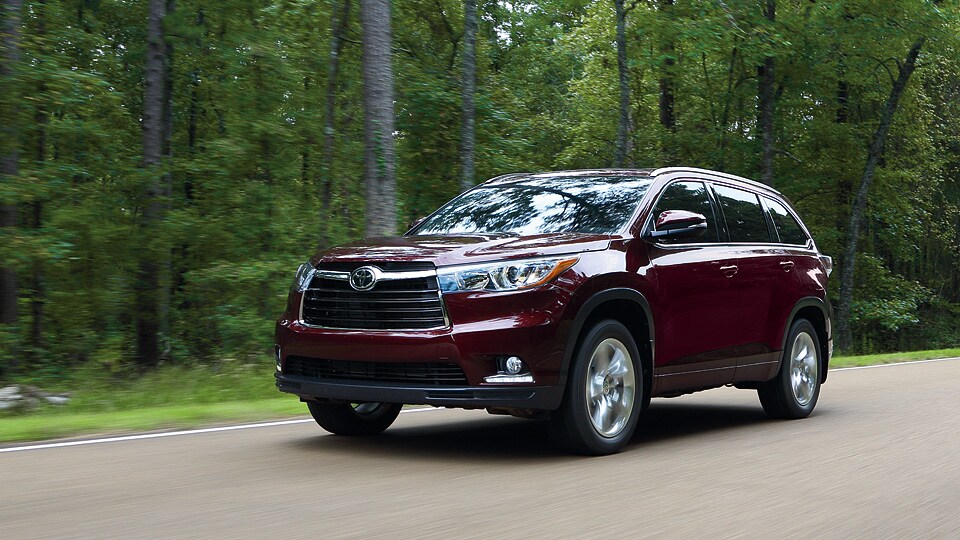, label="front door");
[646,180,740,393]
